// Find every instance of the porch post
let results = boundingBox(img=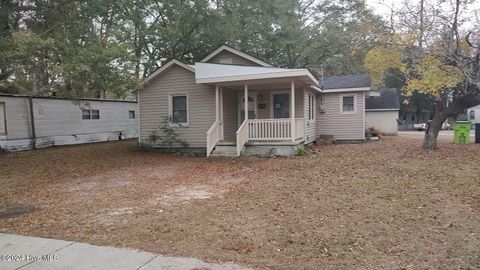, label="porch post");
[244,84,248,123]
[291,81,296,142]
[215,85,220,123]
[220,87,224,140]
